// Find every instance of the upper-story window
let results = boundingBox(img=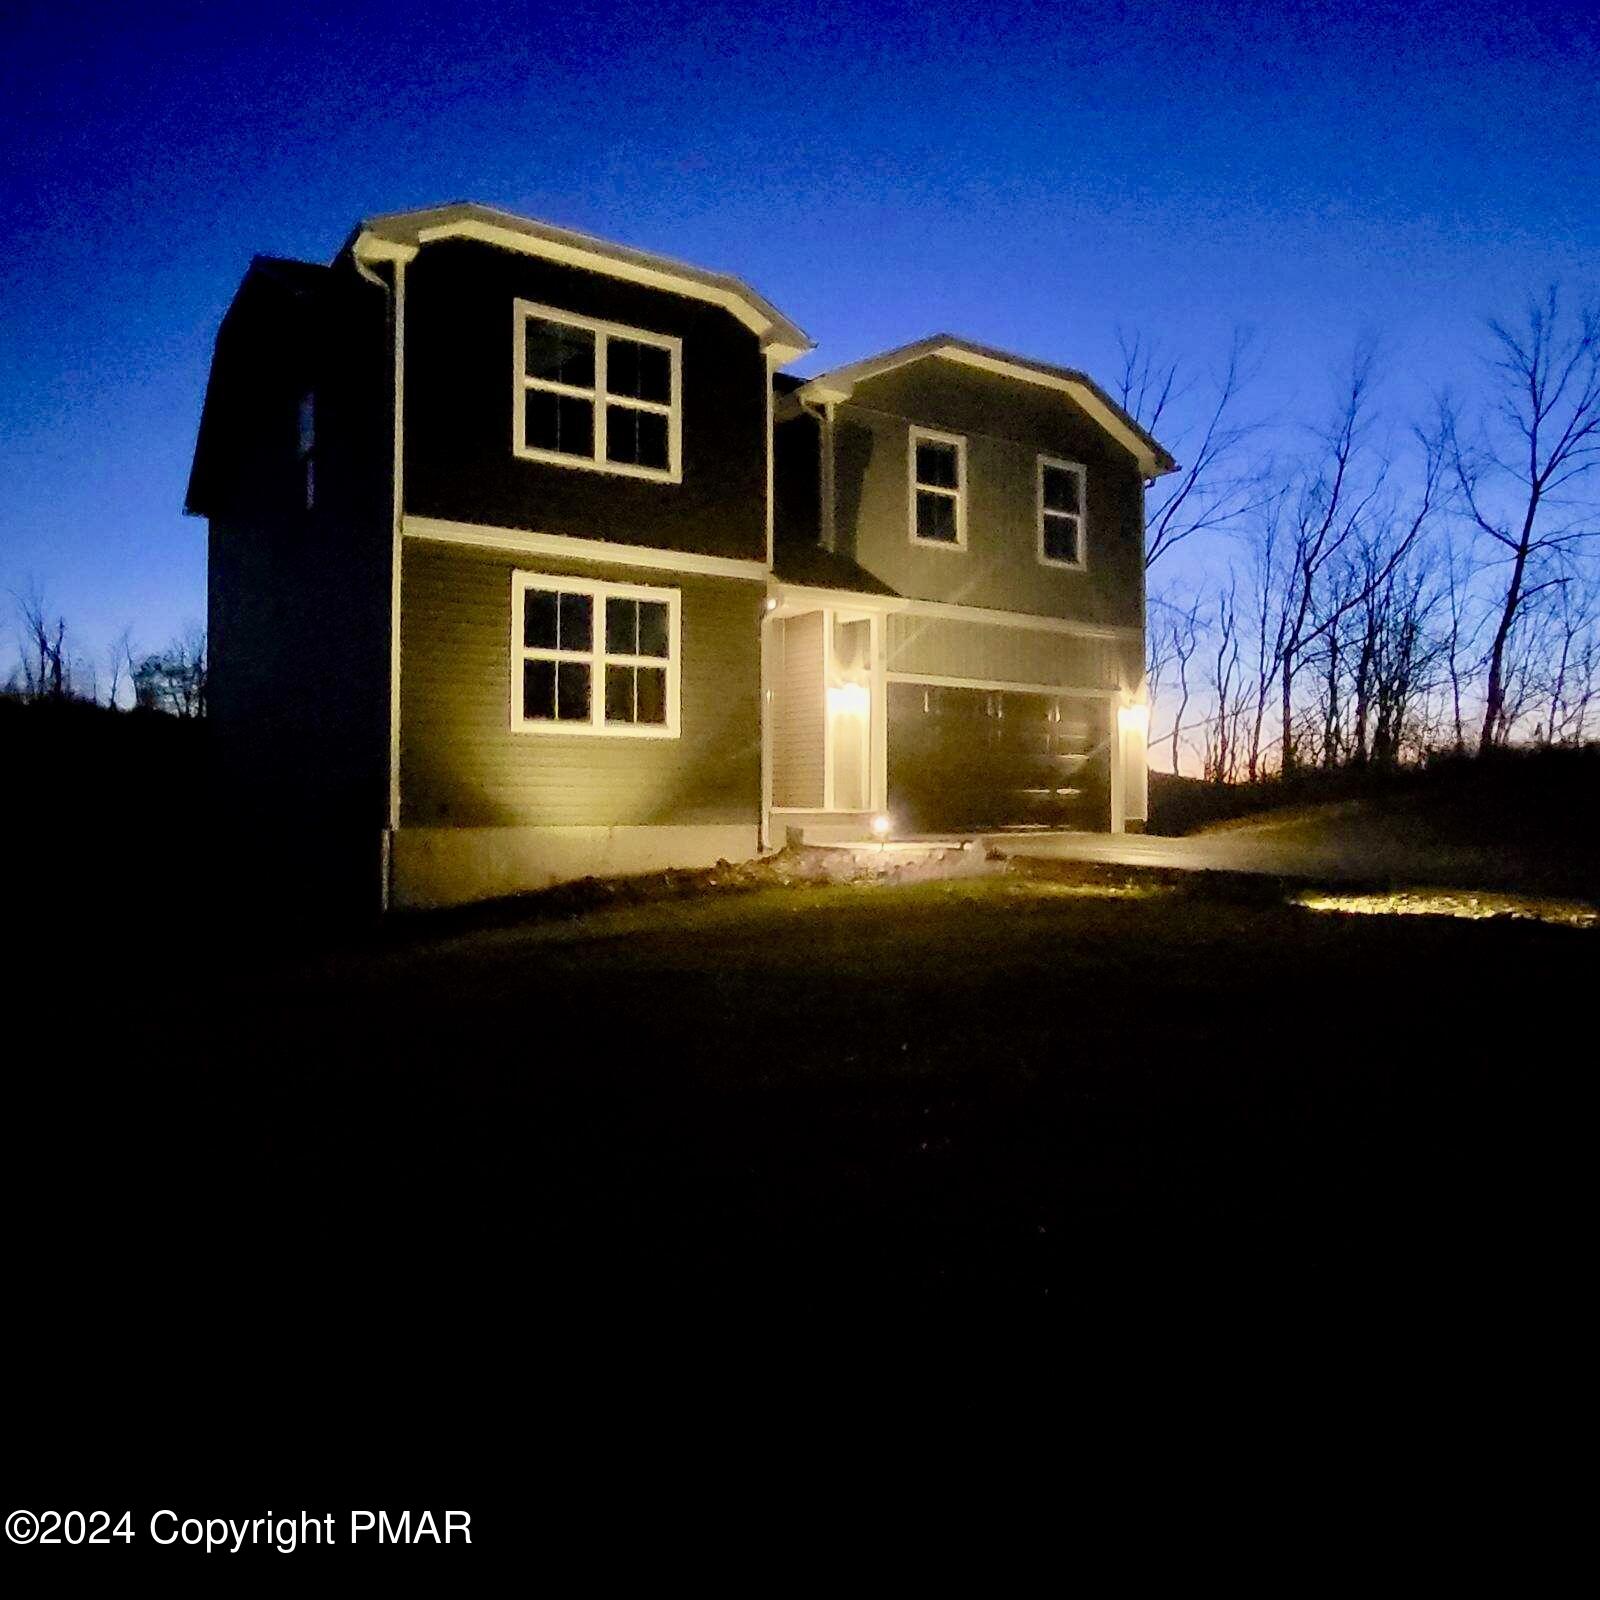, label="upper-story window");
[1037,457,1087,570]
[513,301,682,483]
[909,427,967,549]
